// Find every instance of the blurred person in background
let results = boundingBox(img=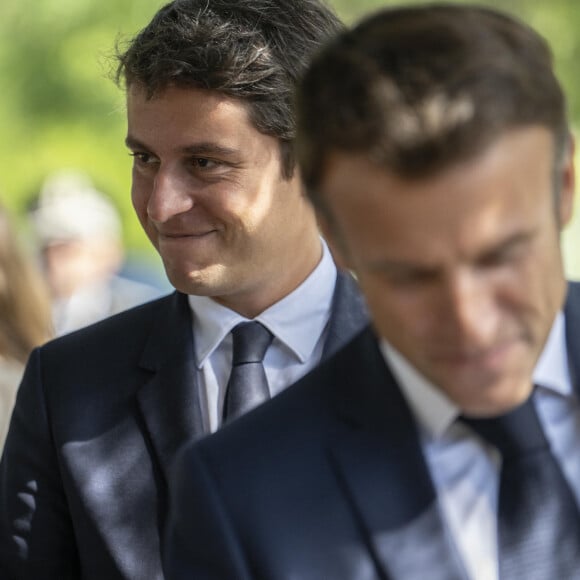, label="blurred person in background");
[0,203,52,451]
[29,170,166,335]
